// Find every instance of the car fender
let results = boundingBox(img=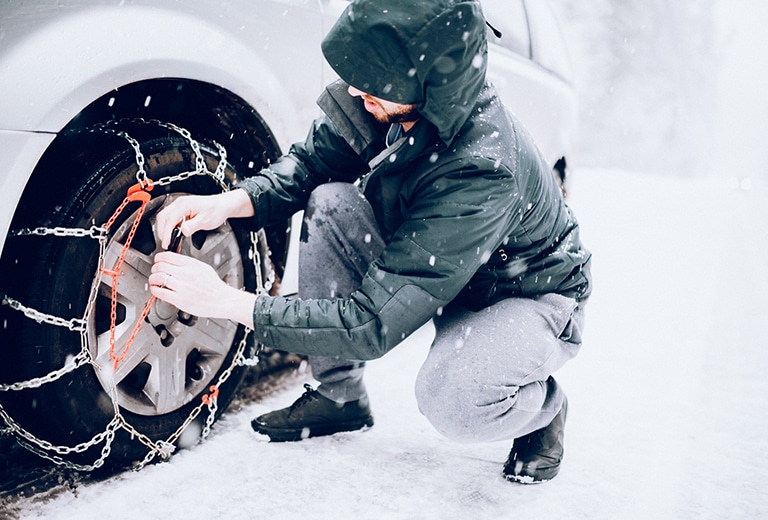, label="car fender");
[0,4,321,137]
[0,130,56,256]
